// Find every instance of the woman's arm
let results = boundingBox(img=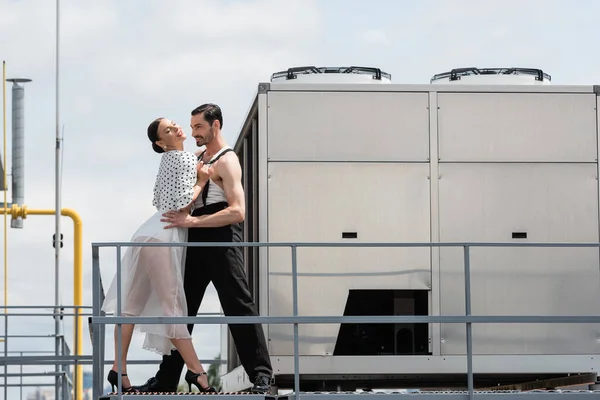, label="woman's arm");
[168,152,202,212]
